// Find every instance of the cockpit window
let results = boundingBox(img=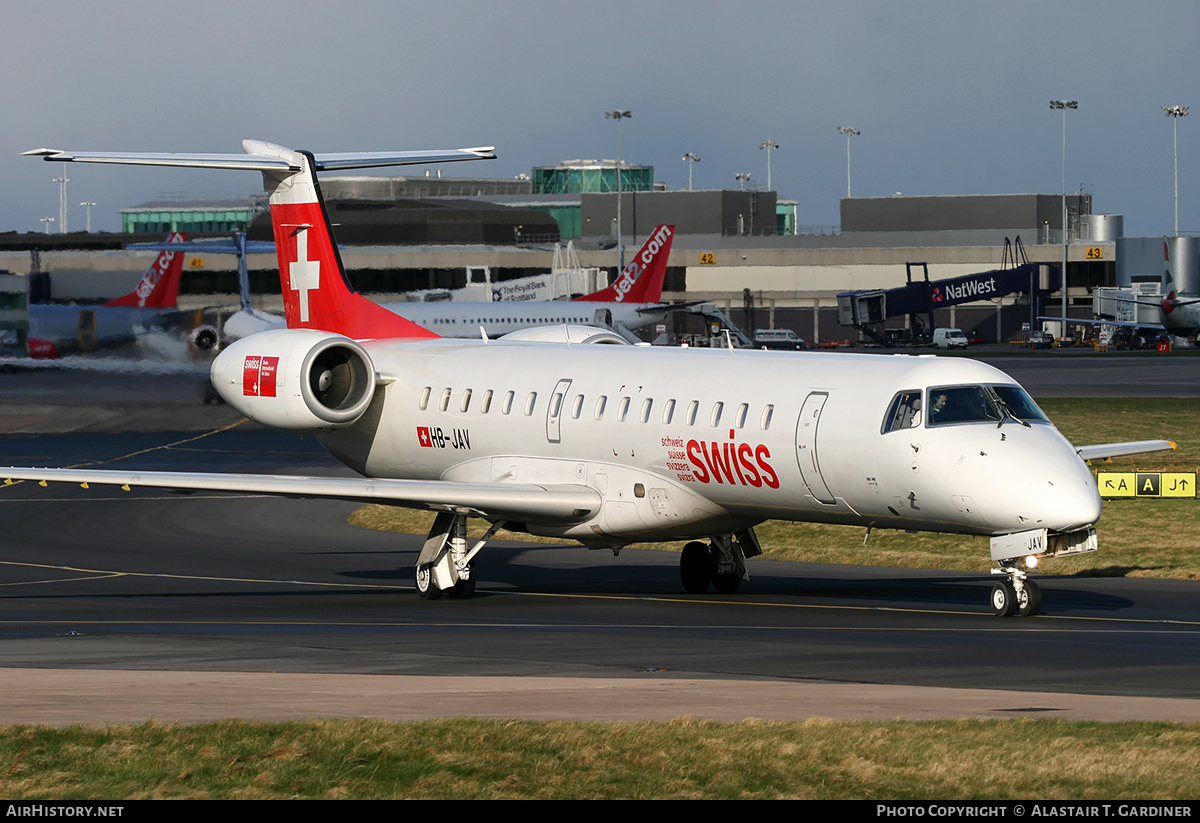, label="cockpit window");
[925,384,1050,427]
[928,386,1001,426]
[882,390,923,433]
[992,386,1049,423]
